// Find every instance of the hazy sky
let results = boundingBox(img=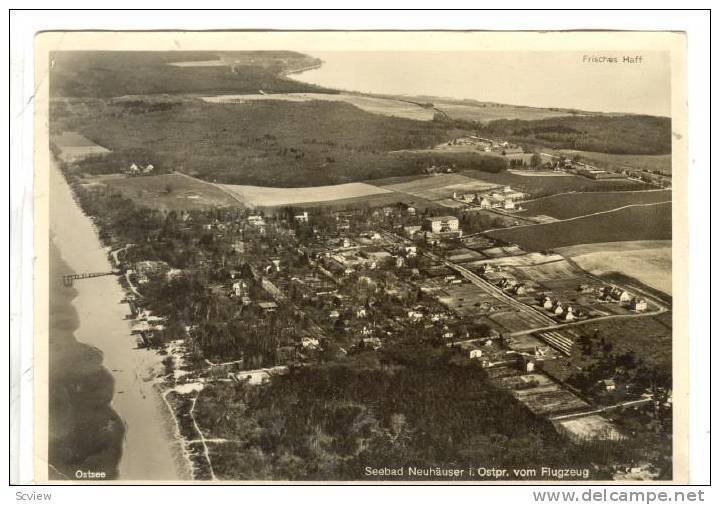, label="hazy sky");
[292,51,671,117]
